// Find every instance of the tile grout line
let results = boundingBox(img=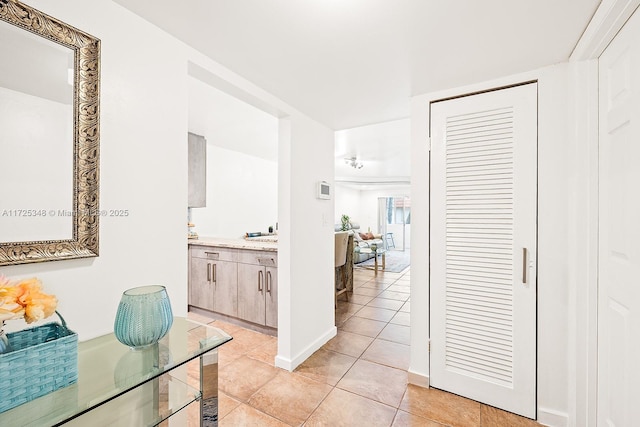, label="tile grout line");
[323,271,408,414]
[336,269,410,425]
[212,267,412,426]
